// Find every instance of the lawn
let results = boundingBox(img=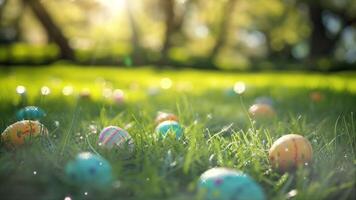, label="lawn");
[0,65,355,200]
